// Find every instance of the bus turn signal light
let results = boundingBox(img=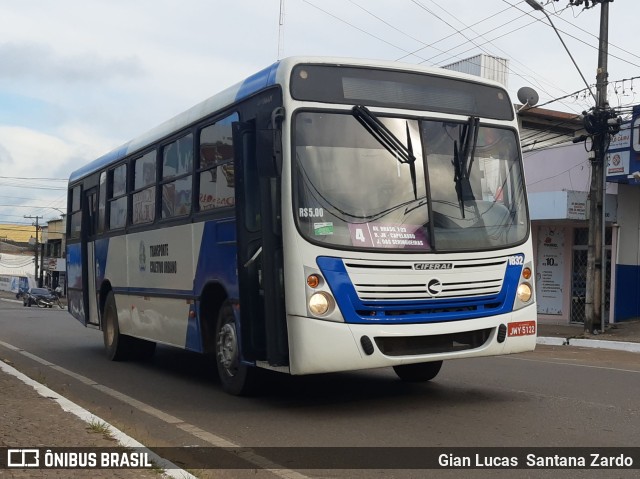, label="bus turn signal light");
[522,267,532,280]
[306,274,320,288]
